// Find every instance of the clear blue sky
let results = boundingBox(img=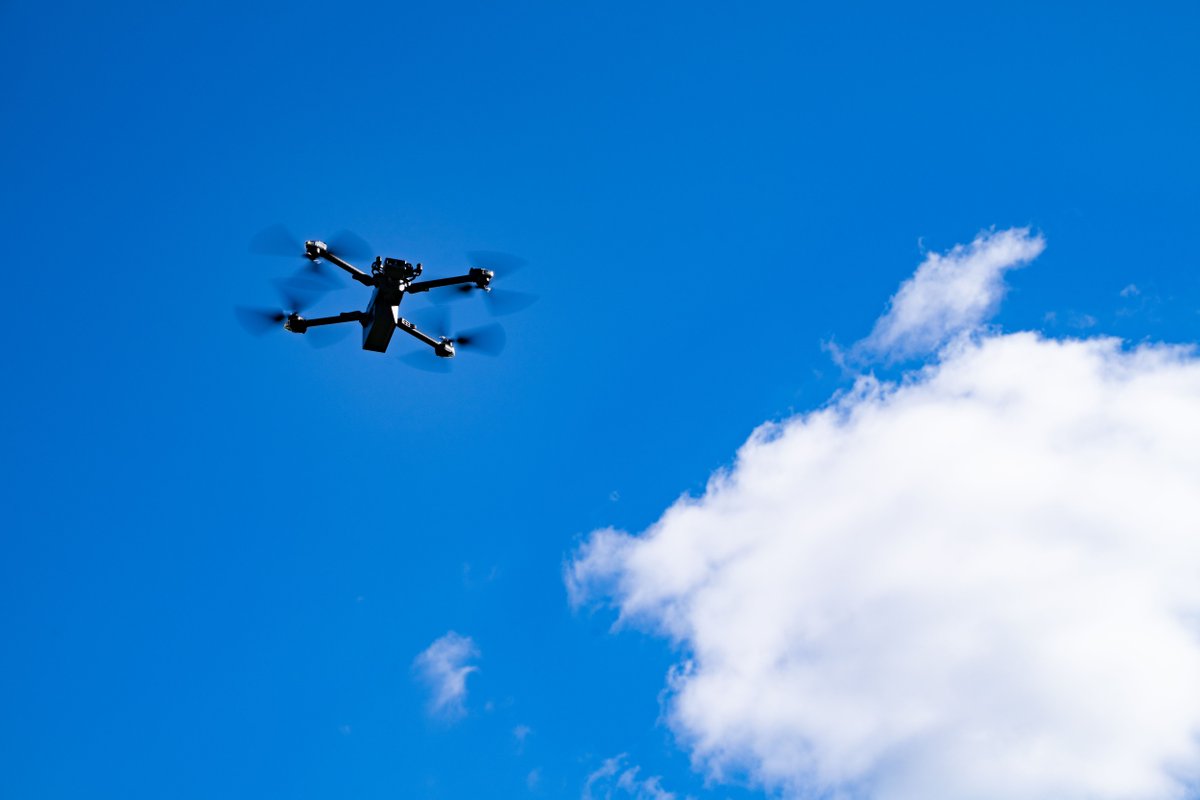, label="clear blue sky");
[2,2,1197,798]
